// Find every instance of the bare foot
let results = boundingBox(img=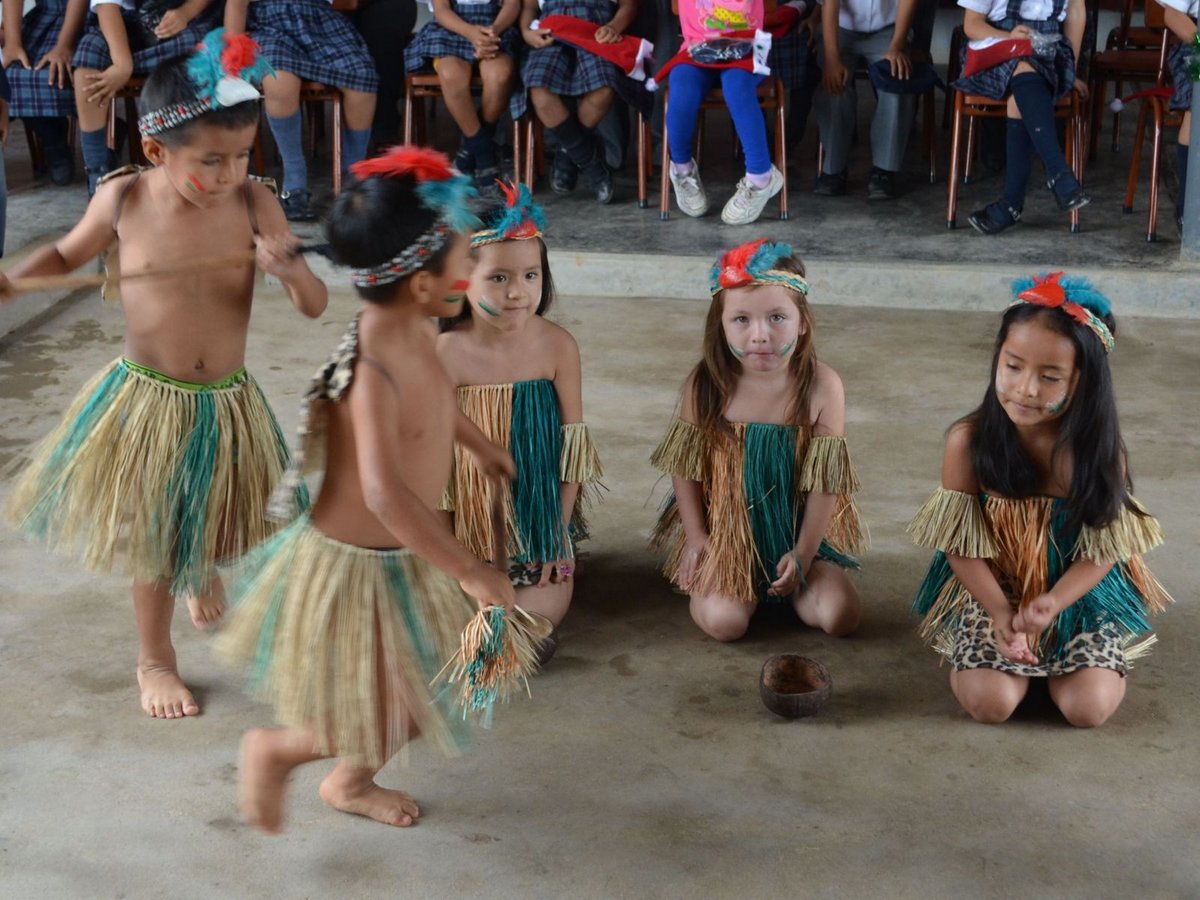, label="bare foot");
[137,661,200,719]
[187,584,226,630]
[239,728,295,835]
[319,769,421,828]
